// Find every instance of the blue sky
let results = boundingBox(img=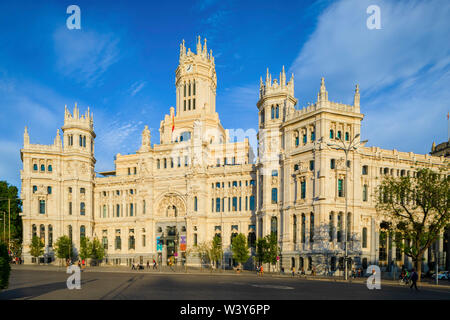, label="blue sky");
[0,0,449,187]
